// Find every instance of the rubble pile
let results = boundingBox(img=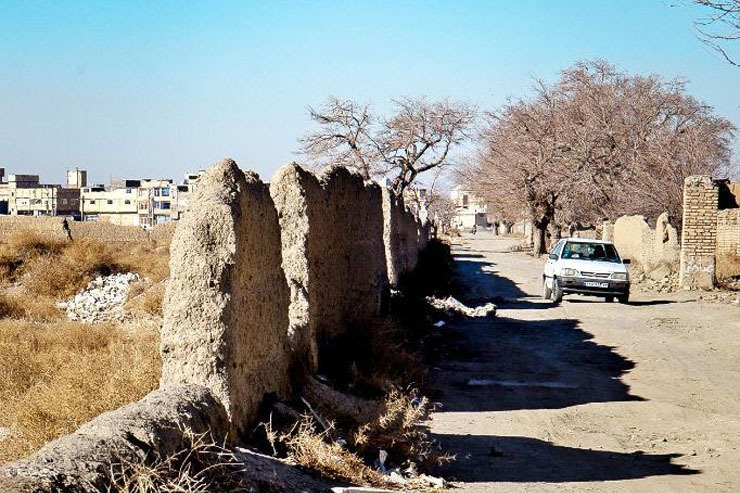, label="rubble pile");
[427,295,497,318]
[631,264,679,293]
[58,273,141,323]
